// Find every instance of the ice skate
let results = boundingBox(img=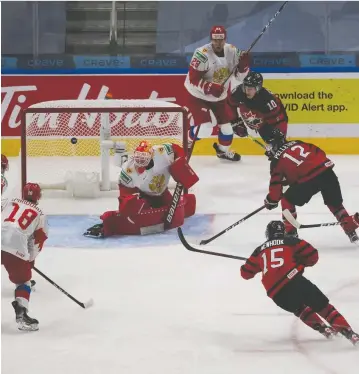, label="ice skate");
[341,328,359,346]
[84,223,104,238]
[213,143,241,162]
[346,231,359,245]
[12,301,39,332]
[316,324,336,340]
